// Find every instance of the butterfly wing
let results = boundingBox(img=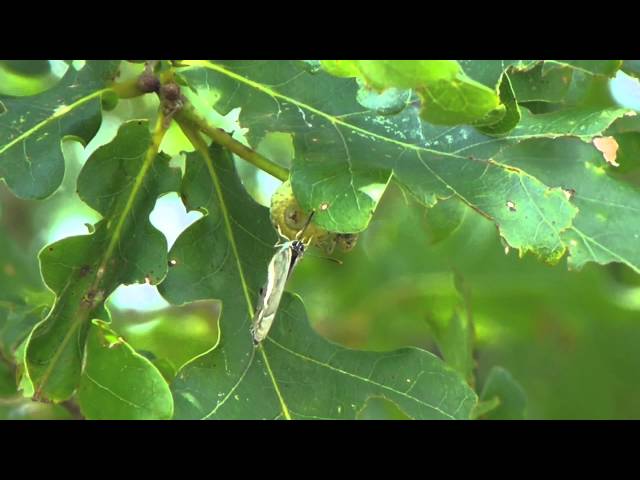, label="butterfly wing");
[251,243,292,344]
